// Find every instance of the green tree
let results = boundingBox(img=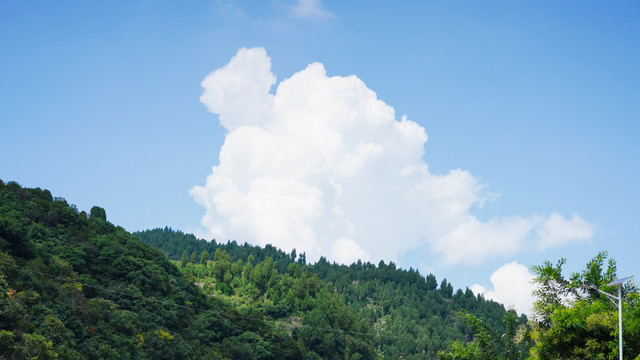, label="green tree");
[440,278,453,298]
[89,206,107,221]
[180,250,188,268]
[201,249,209,265]
[213,249,231,284]
[190,251,197,264]
[437,310,531,360]
[529,251,640,359]
[135,225,523,359]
